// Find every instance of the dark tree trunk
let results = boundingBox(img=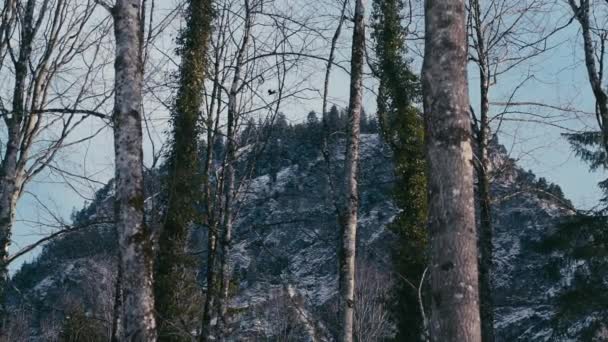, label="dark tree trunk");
[111,262,123,342]
[476,125,494,342]
[470,0,495,333]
